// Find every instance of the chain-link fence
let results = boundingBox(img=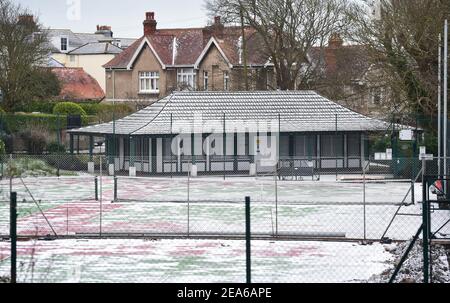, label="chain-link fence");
[0,154,449,283]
